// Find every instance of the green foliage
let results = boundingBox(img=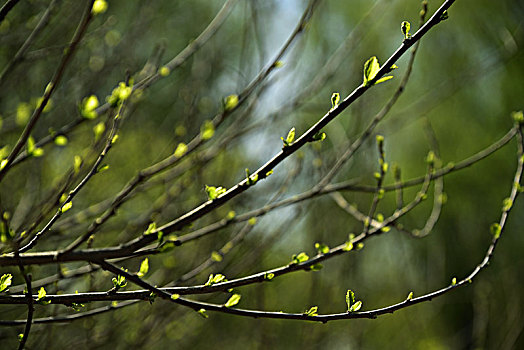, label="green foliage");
[197,309,209,318]
[137,258,149,278]
[80,95,99,119]
[60,201,73,213]
[112,274,127,290]
[211,251,223,262]
[93,122,106,141]
[282,127,296,148]
[264,272,275,280]
[363,56,393,87]
[225,294,241,308]
[401,21,411,40]
[26,136,44,157]
[502,197,513,212]
[291,252,309,264]
[37,287,51,304]
[309,263,323,271]
[512,110,523,124]
[245,168,258,185]
[144,222,157,235]
[174,143,188,158]
[312,131,326,142]
[224,94,239,111]
[205,185,227,200]
[0,274,12,293]
[205,274,227,286]
[490,223,502,239]
[331,92,340,110]
[346,289,363,312]
[304,306,318,317]
[314,242,329,254]
[200,120,215,140]
[92,0,108,15]
[107,82,133,107]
